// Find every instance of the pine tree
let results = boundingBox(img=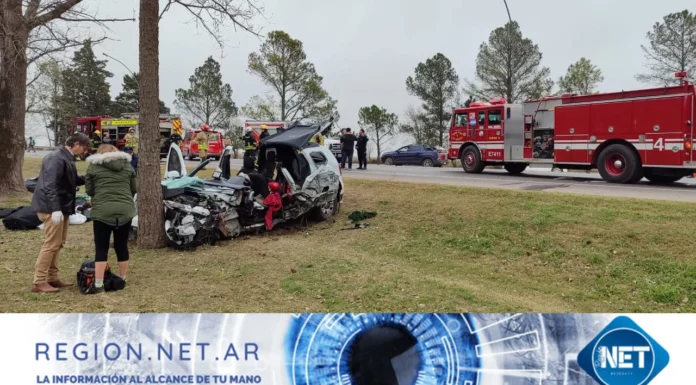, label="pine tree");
[61,40,113,118]
[111,73,171,116]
